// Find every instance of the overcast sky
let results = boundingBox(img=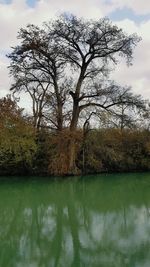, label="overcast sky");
[0,0,150,109]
